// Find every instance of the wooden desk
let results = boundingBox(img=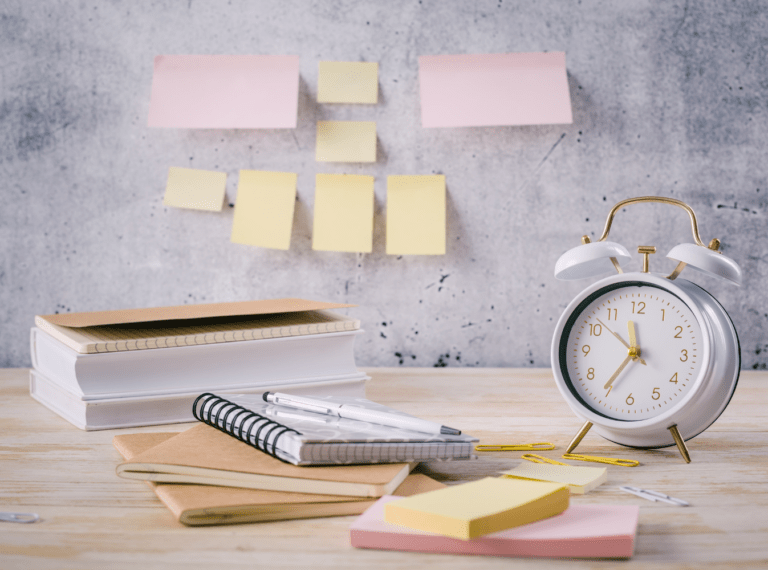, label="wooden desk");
[1,367,766,569]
